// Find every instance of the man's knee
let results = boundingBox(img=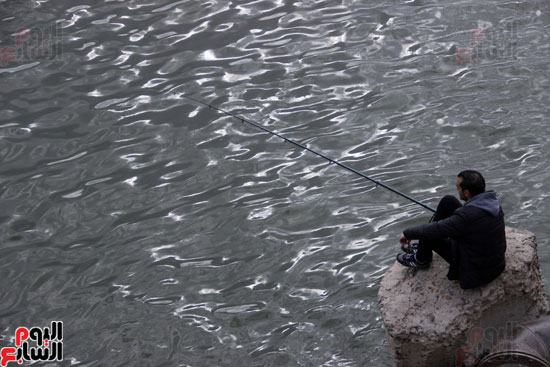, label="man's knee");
[436,195,462,219]
[440,195,460,206]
